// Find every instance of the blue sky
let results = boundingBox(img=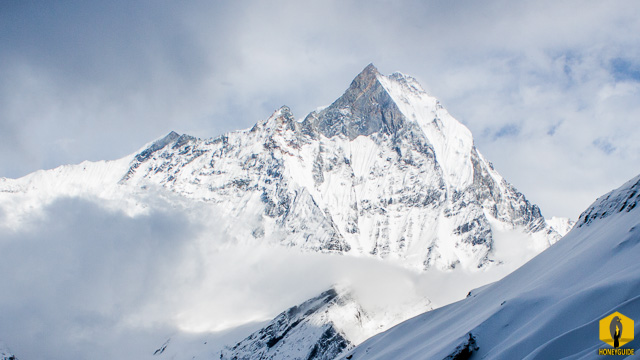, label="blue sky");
[1,0,640,218]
